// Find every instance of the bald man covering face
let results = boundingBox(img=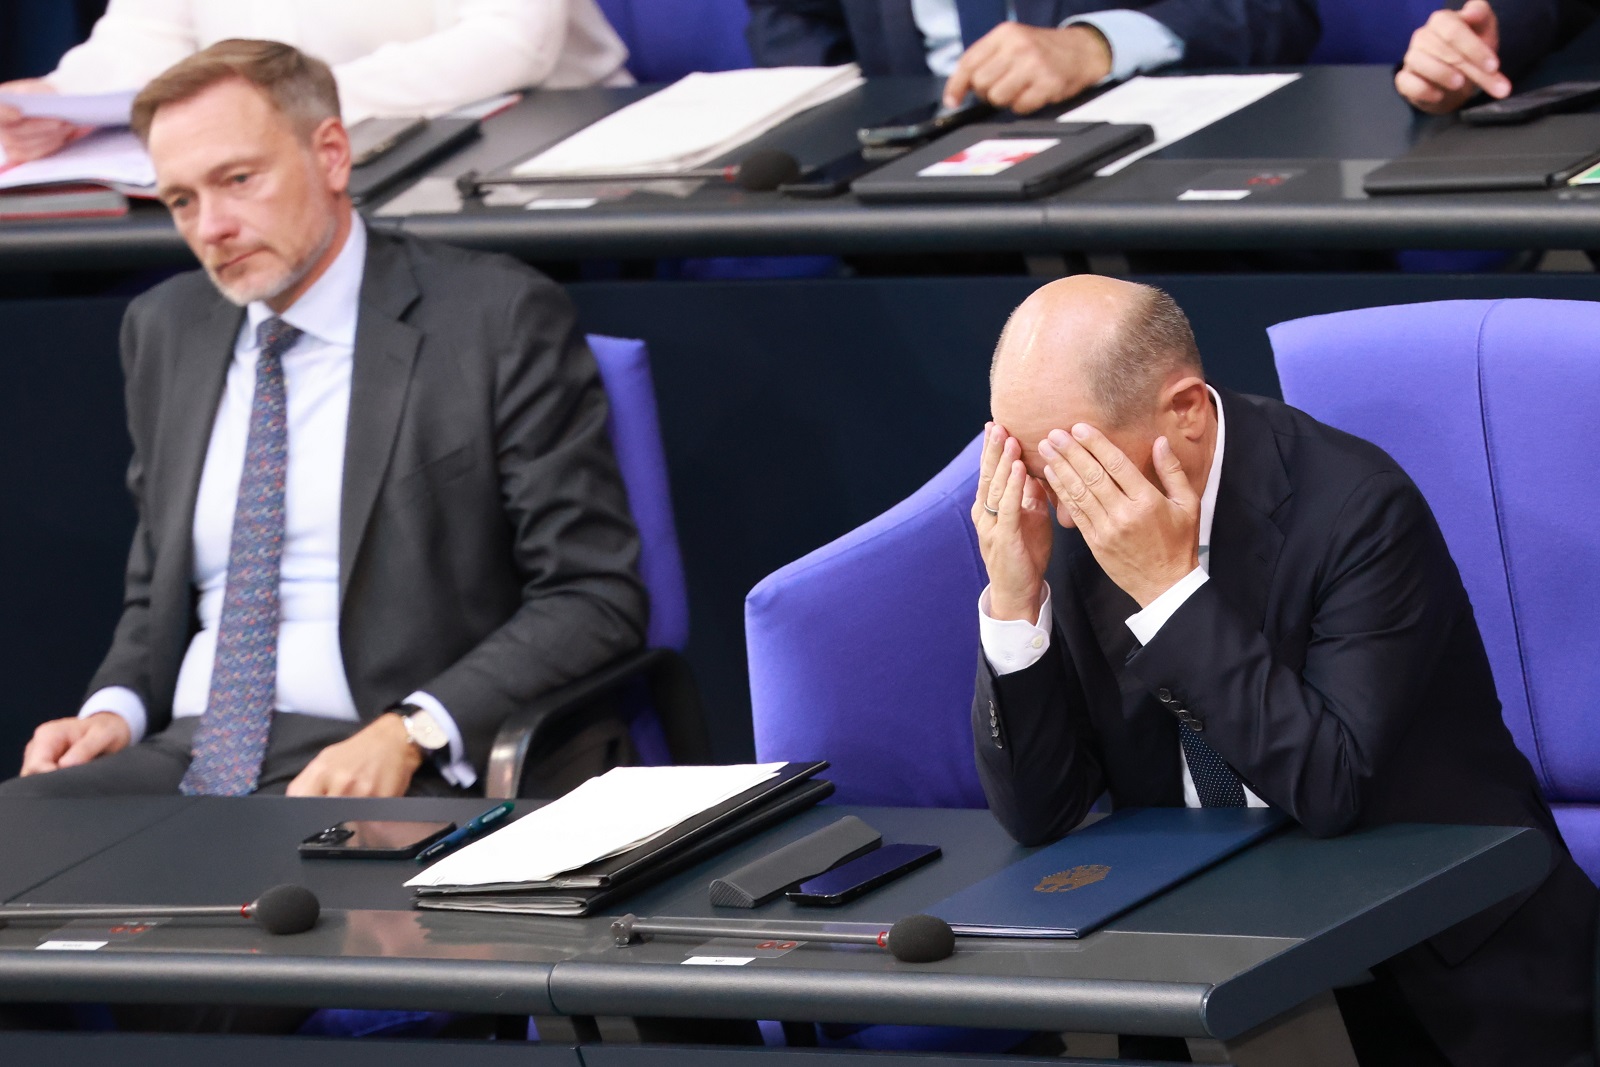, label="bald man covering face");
[970,277,1594,1066]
